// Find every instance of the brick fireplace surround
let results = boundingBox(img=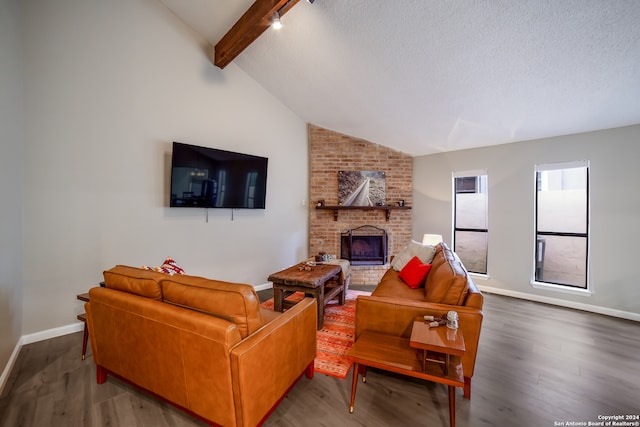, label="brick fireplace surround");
[308,125,413,285]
